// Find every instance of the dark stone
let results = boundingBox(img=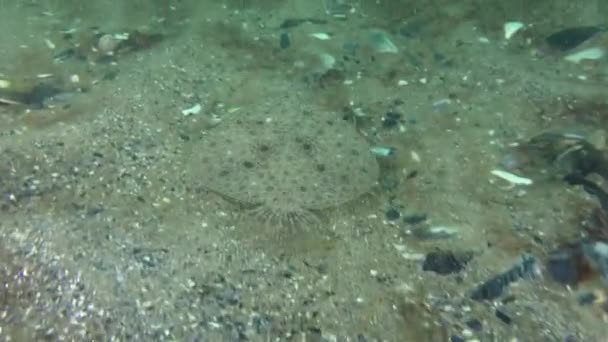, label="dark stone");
[403,213,427,225]
[422,250,473,275]
[465,318,483,332]
[577,291,598,305]
[279,18,327,29]
[382,111,402,128]
[545,26,603,51]
[280,19,307,29]
[385,207,400,221]
[547,247,581,286]
[495,308,512,324]
[470,254,539,301]
[406,170,418,179]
